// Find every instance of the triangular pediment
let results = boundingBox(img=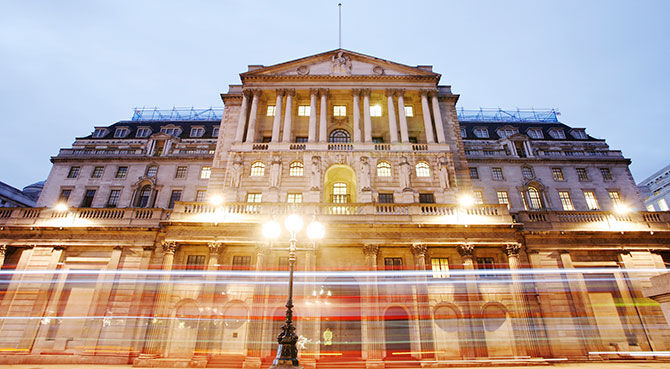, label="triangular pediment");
[240,49,439,78]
